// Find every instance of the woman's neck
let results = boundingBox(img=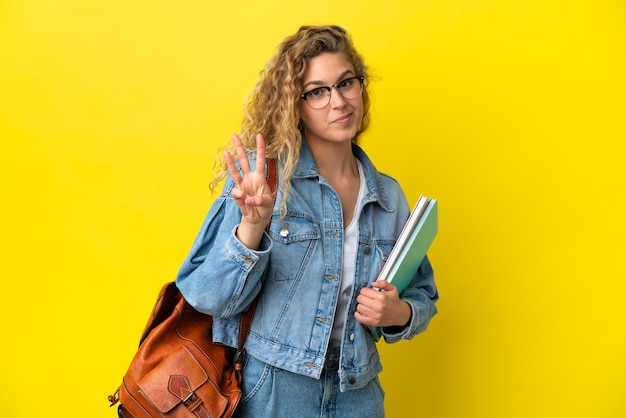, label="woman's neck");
[306,139,358,181]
